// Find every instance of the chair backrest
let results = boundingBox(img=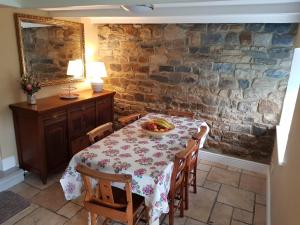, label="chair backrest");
[192,126,208,145]
[118,112,147,127]
[169,140,197,197]
[87,122,113,144]
[167,109,195,119]
[76,164,133,224]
